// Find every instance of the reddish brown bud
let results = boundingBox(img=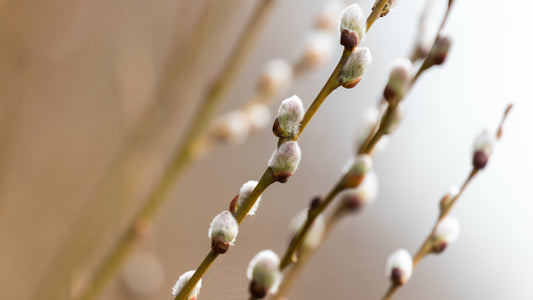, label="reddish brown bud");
[310,196,322,210]
[211,237,230,254]
[229,194,239,213]
[383,84,396,102]
[272,118,283,137]
[273,171,292,183]
[342,173,365,189]
[473,150,489,169]
[342,77,362,89]
[391,268,406,285]
[432,53,448,65]
[340,29,359,51]
[432,241,448,253]
[343,194,363,211]
[249,280,268,299]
